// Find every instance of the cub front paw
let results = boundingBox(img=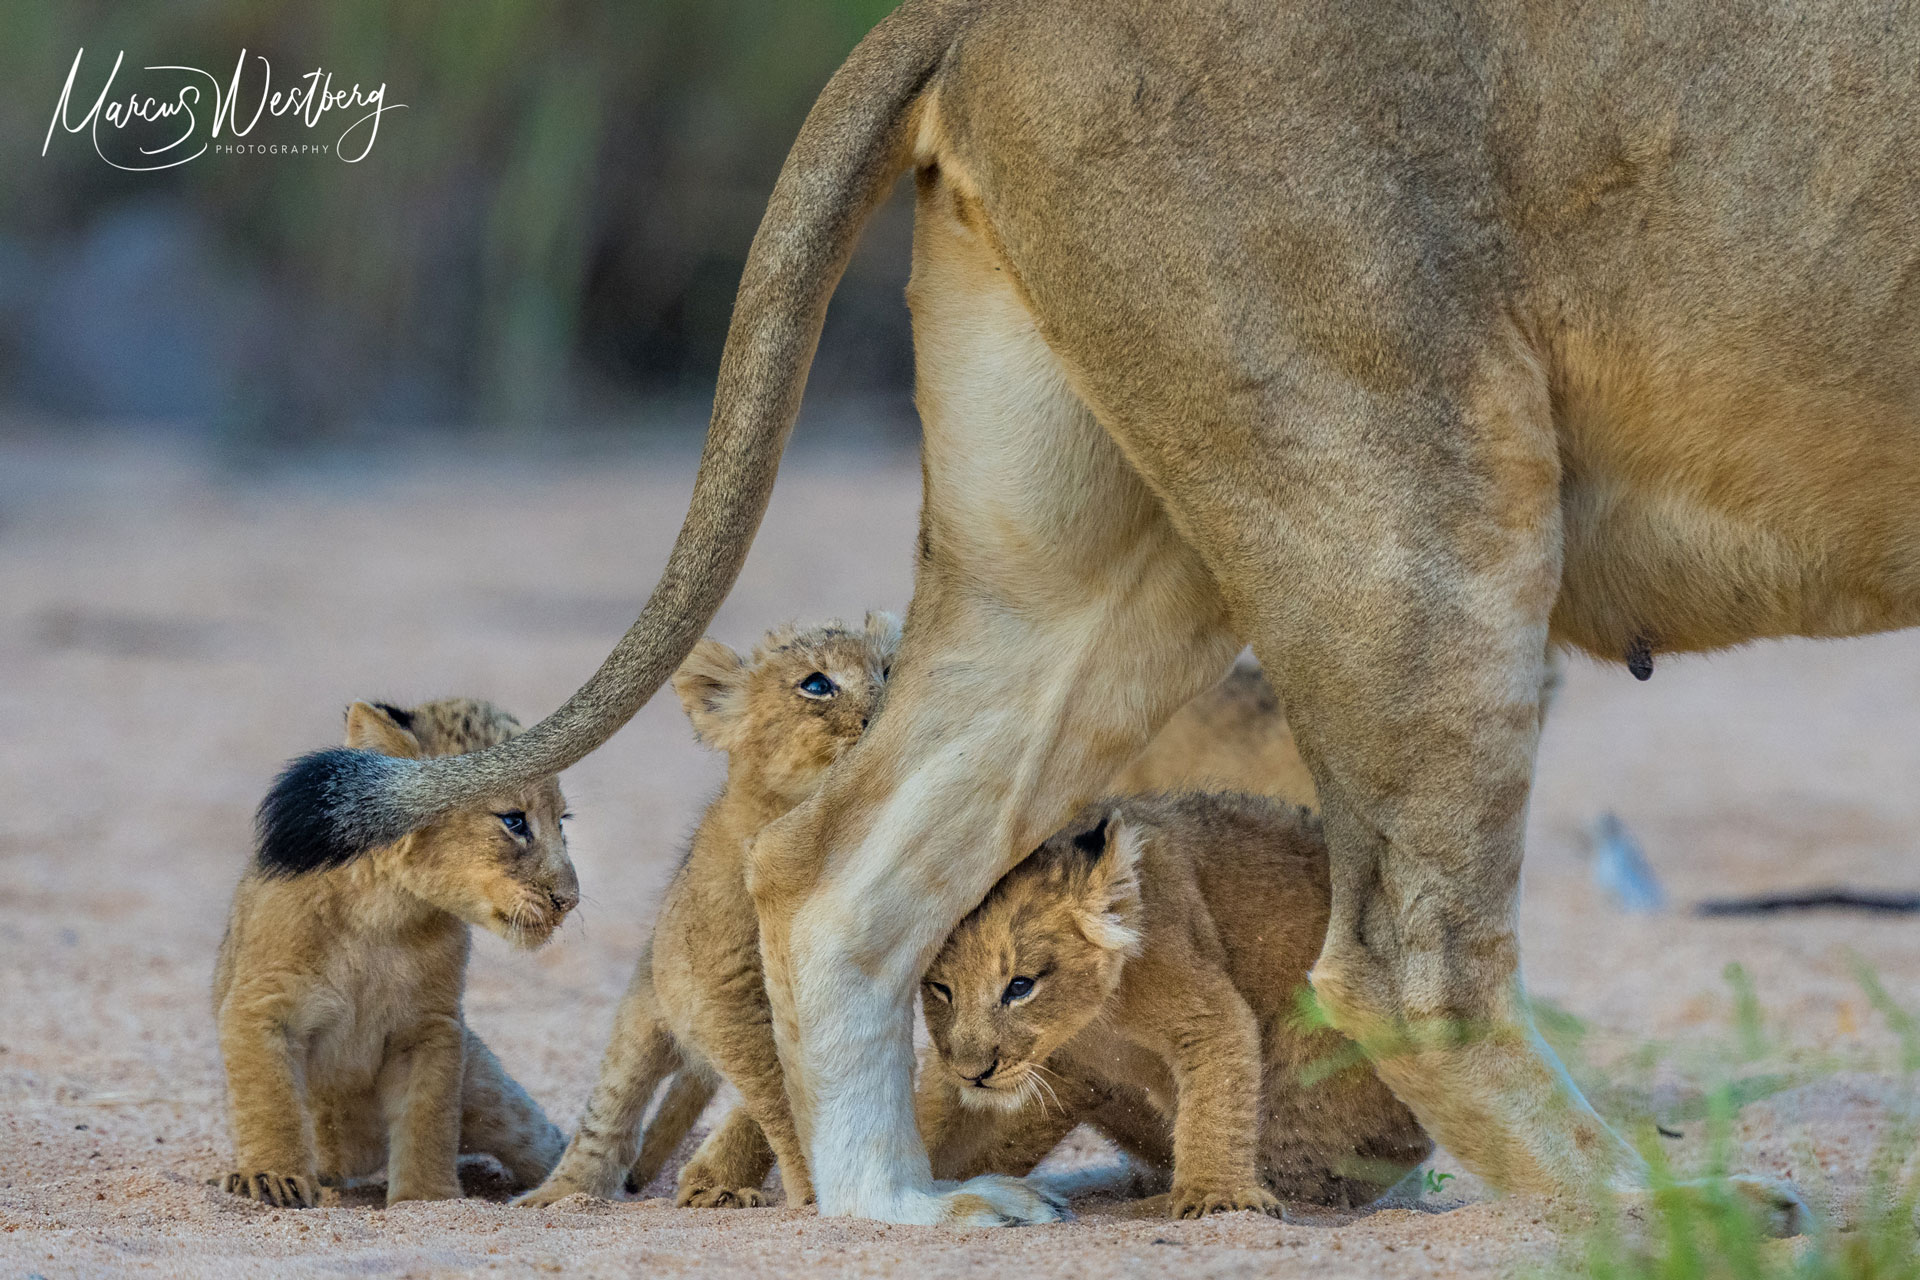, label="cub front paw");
[512,1178,597,1209]
[676,1182,770,1209]
[1169,1181,1283,1219]
[218,1170,318,1208]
